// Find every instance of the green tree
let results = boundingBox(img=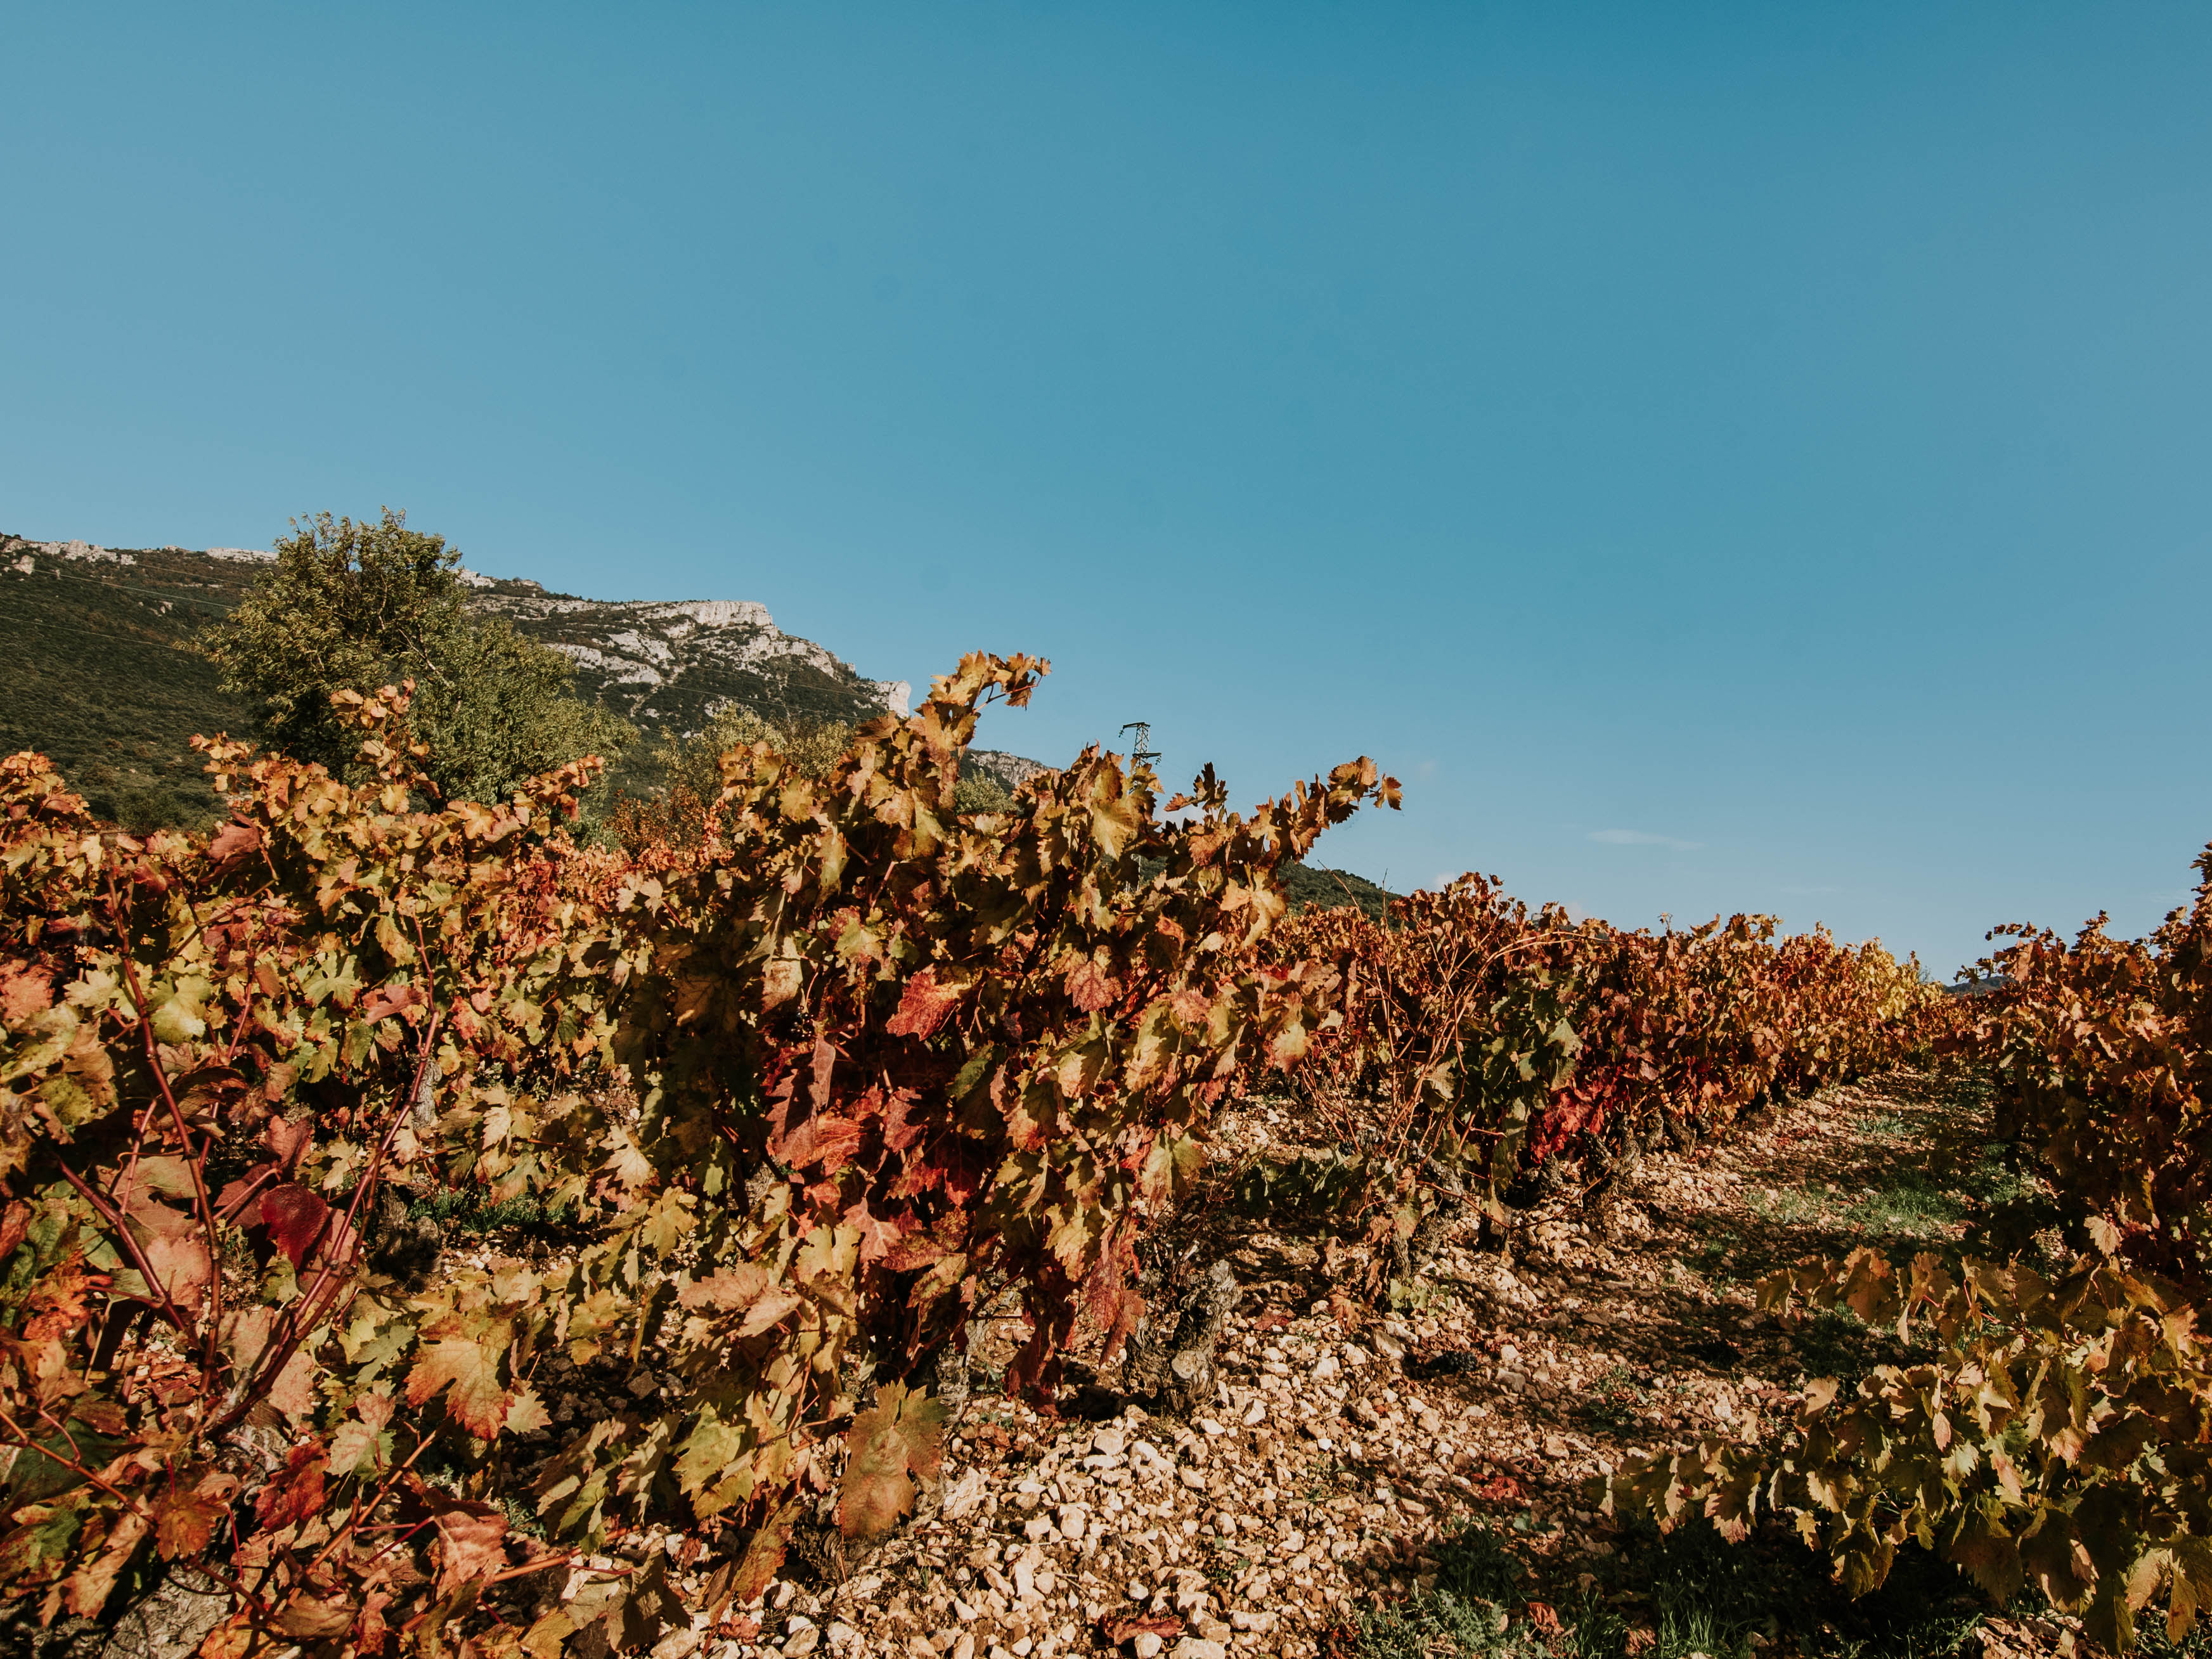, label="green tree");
[202,508,630,800]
